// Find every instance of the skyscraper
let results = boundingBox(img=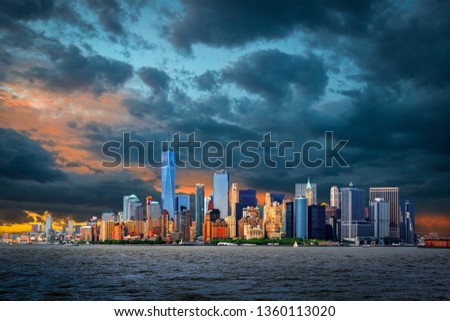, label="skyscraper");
[176,194,190,213]
[161,148,176,218]
[308,205,326,240]
[294,197,308,239]
[195,183,205,237]
[400,200,415,244]
[123,194,143,221]
[369,198,390,241]
[68,220,74,235]
[369,187,400,240]
[341,183,371,240]
[295,177,317,205]
[330,186,339,207]
[213,170,229,219]
[231,183,239,219]
[44,215,52,234]
[285,201,294,238]
[229,183,239,239]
